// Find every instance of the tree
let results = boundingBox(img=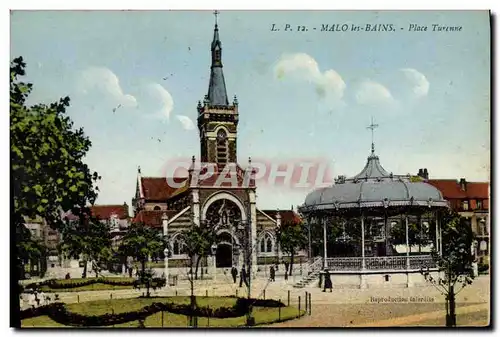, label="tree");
[11,56,100,279]
[276,222,308,276]
[119,223,166,297]
[59,211,112,278]
[16,223,46,279]
[420,209,475,327]
[175,224,217,327]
